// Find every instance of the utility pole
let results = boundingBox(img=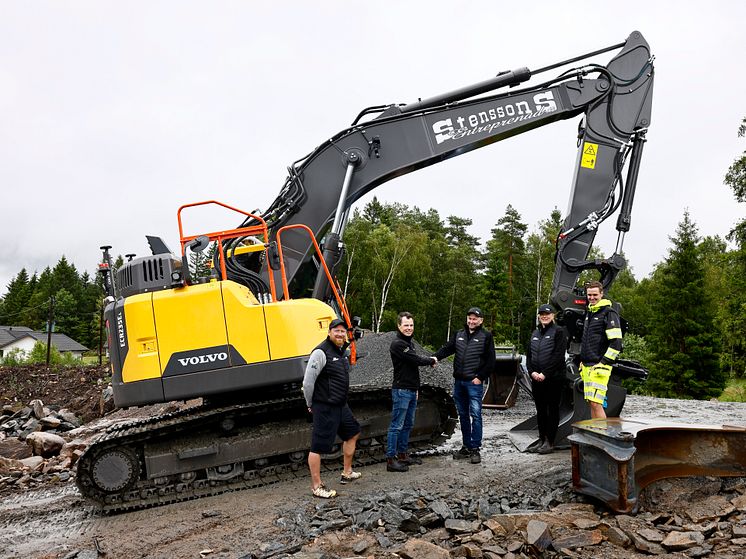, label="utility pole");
[46,296,55,365]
